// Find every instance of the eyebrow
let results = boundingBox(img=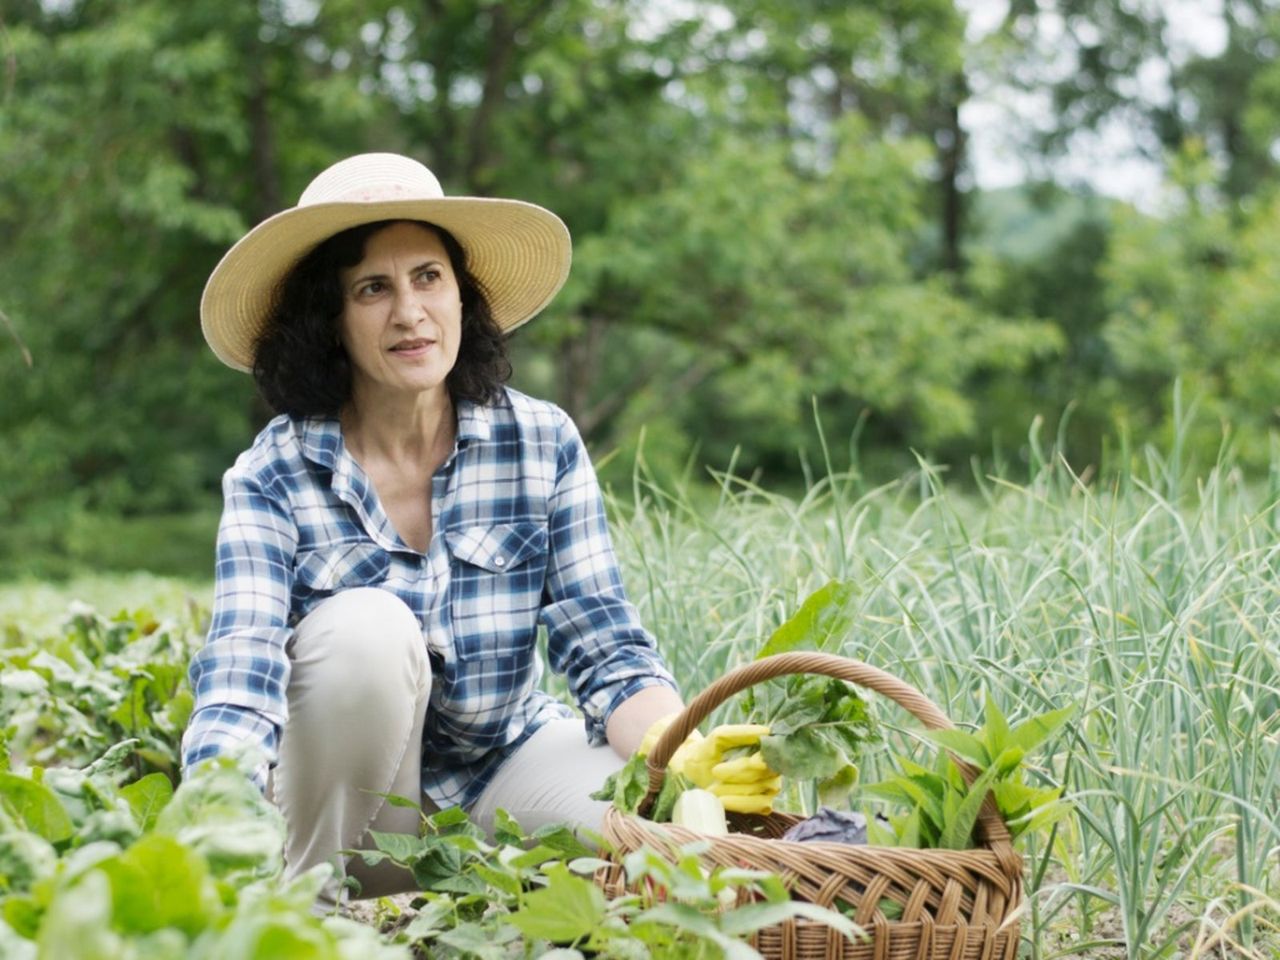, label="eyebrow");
[348,259,445,289]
